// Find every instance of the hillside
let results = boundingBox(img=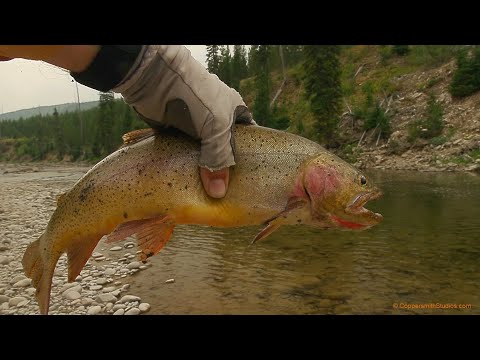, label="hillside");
[0,101,99,121]
[240,45,480,173]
